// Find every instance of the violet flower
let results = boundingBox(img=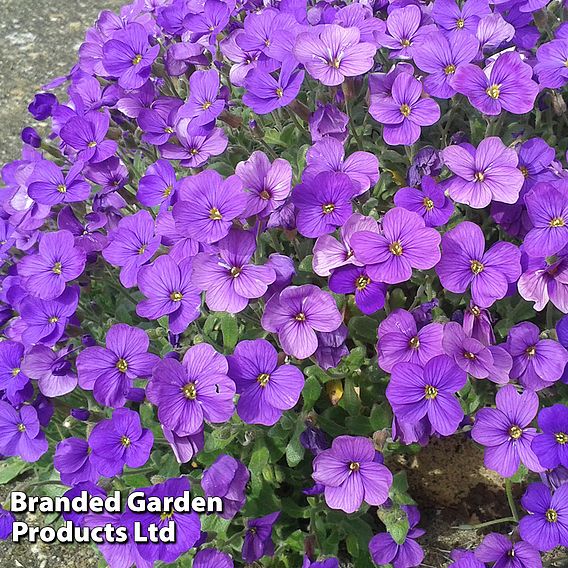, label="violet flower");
[0,401,48,462]
[54,437,99,486]
[475,532,542,568]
